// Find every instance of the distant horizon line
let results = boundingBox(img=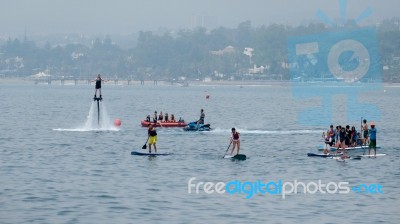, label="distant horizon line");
[1,16,399,39]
